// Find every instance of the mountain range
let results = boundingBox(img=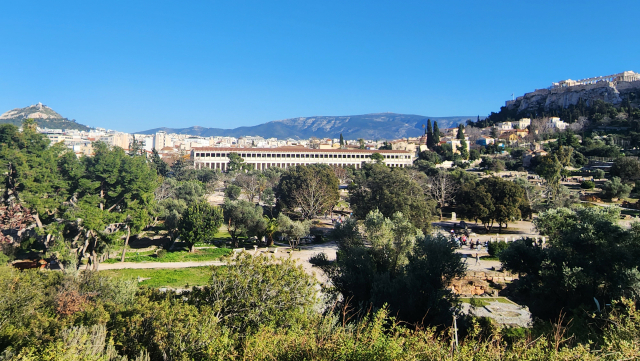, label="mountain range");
[0,103,90,131]
[139,113,479,140]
